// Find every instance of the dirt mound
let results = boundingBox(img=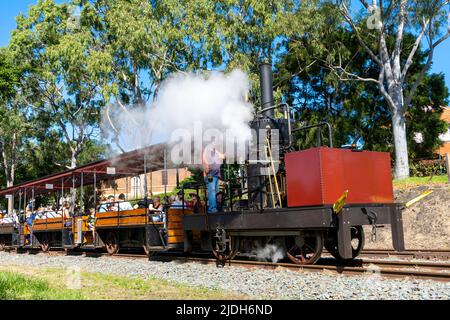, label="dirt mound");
[363,184,450,250]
